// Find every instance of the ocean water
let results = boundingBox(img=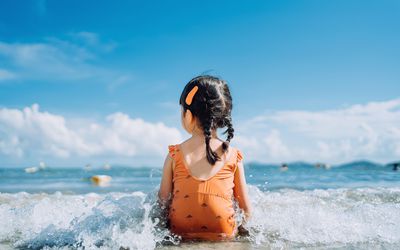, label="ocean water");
[0,161,399,249]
